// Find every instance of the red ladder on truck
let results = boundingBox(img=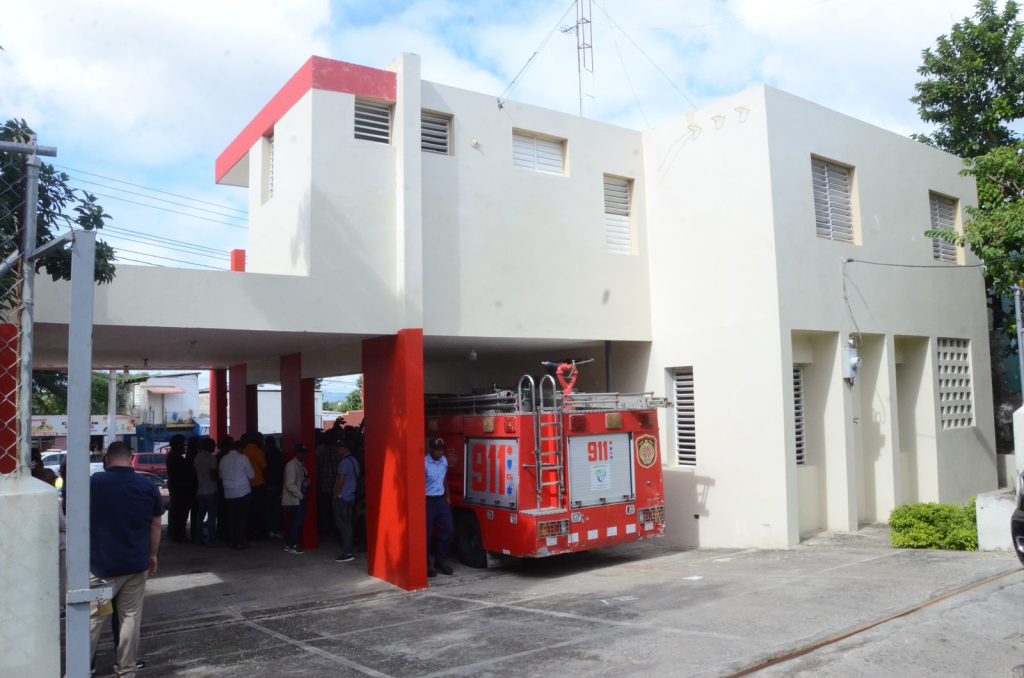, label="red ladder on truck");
[518,374,567,512]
